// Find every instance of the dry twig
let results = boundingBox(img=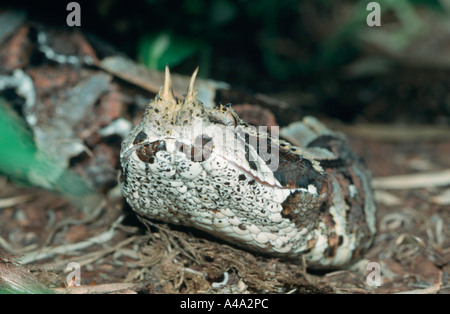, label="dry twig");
[18,215,124,265]
[373,169,450,190]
